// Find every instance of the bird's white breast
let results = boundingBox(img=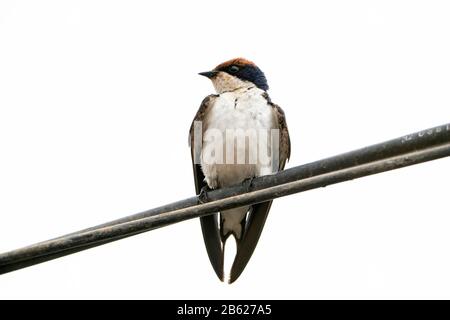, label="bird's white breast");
[201,87,276,189]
